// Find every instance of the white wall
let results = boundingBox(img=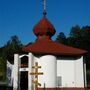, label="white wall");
[12,53,85,89]
[57,56,84,88]
[75,56,84,87]
[57,58,75,87]
[35,55,57,88]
